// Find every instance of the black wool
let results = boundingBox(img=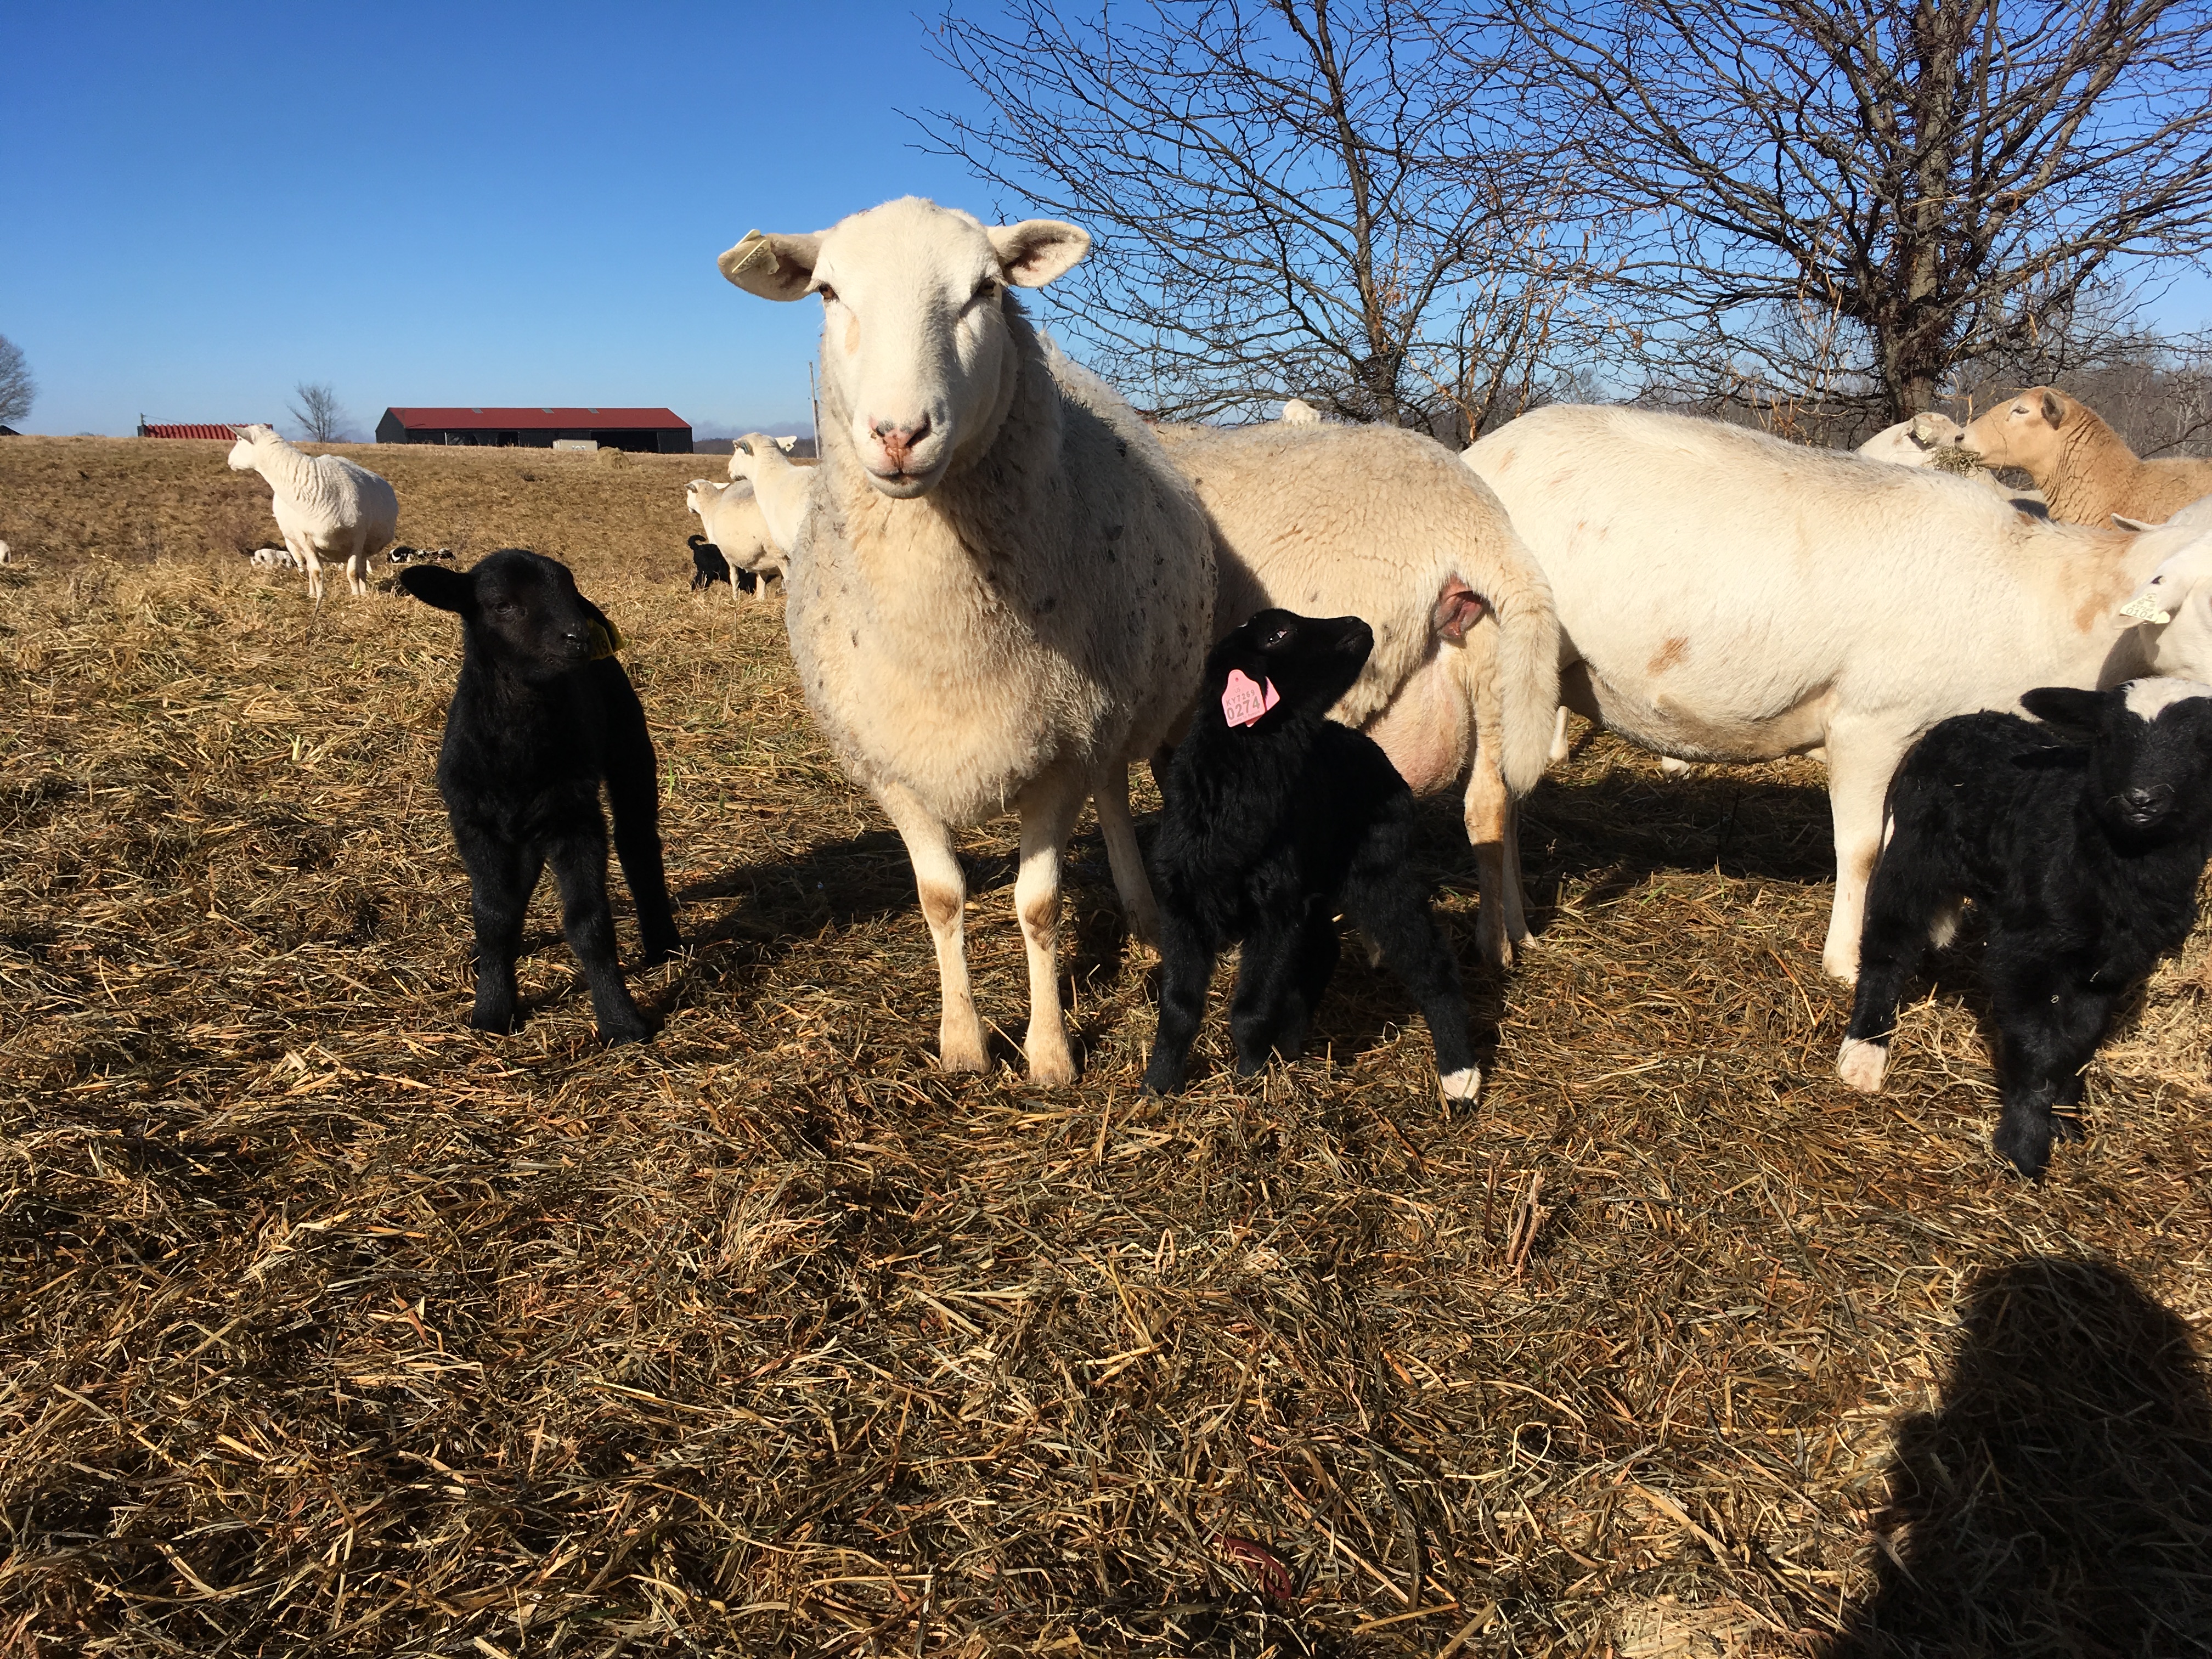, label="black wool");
[687,533,754,595]
[402,549,681,1045]
[1843,679,2212,1175]
[1142,608,1477,1099]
